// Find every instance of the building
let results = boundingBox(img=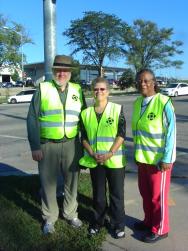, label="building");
[0,66,21,83]
[24,62,125,85]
